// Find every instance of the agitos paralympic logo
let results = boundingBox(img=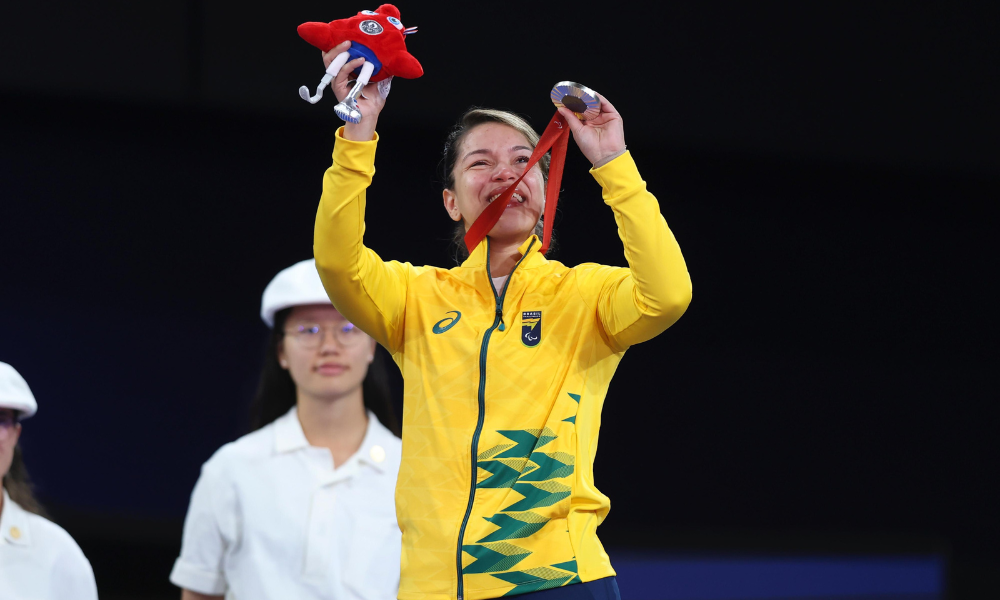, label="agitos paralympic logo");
[521,311,541,347]
[432,311,461,334]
